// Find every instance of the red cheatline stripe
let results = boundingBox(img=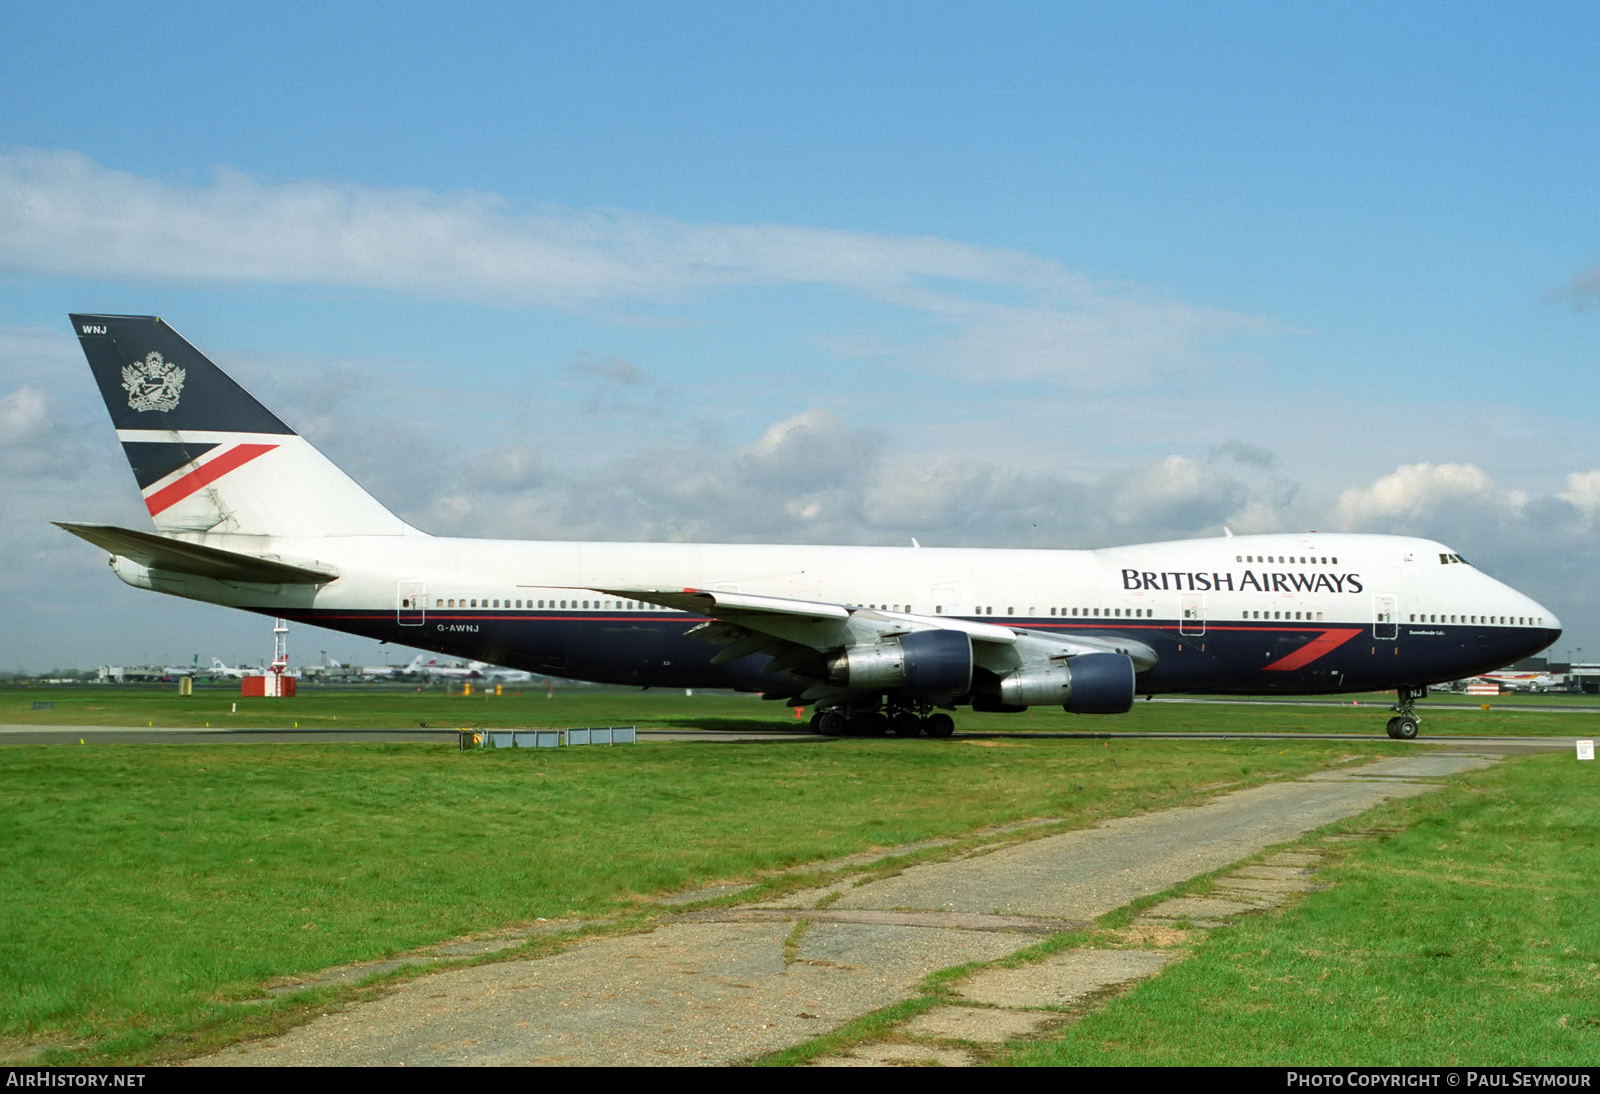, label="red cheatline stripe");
[1263,628,1363,672]
[143,443,279,516]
